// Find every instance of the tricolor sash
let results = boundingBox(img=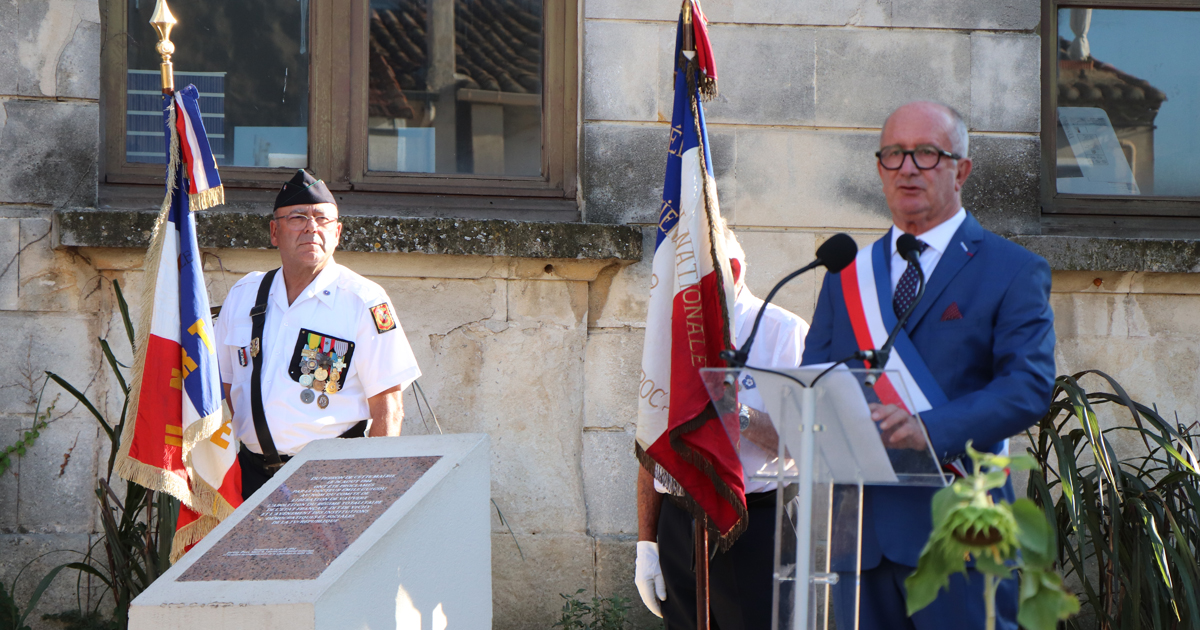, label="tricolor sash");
[840,237,984,476]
